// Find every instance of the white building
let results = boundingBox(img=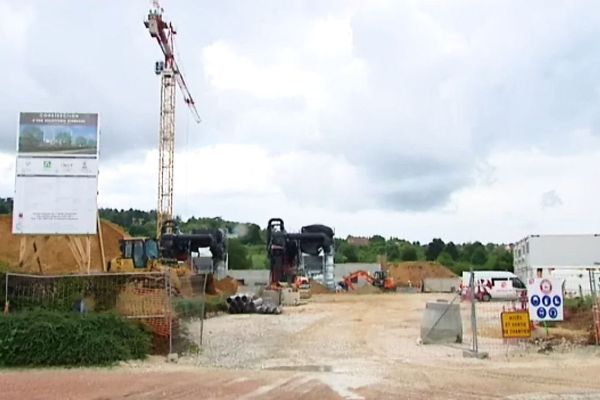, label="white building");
[513,234,600,297]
